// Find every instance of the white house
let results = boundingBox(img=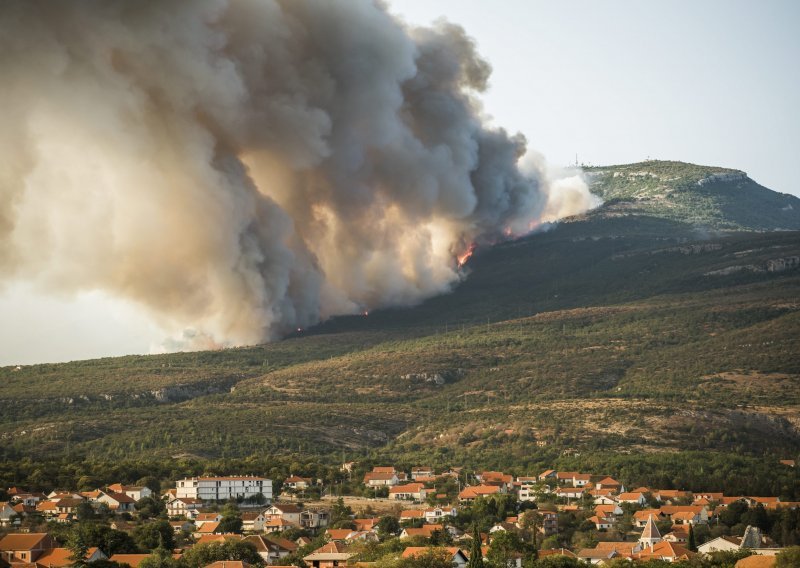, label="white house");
[107,484,153,502]
[424,507,457,523]
[166,497,204,517]
[264,504,302,527]
[241,510,267,532]
[388,483,428,501]
[175,476,272,502]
